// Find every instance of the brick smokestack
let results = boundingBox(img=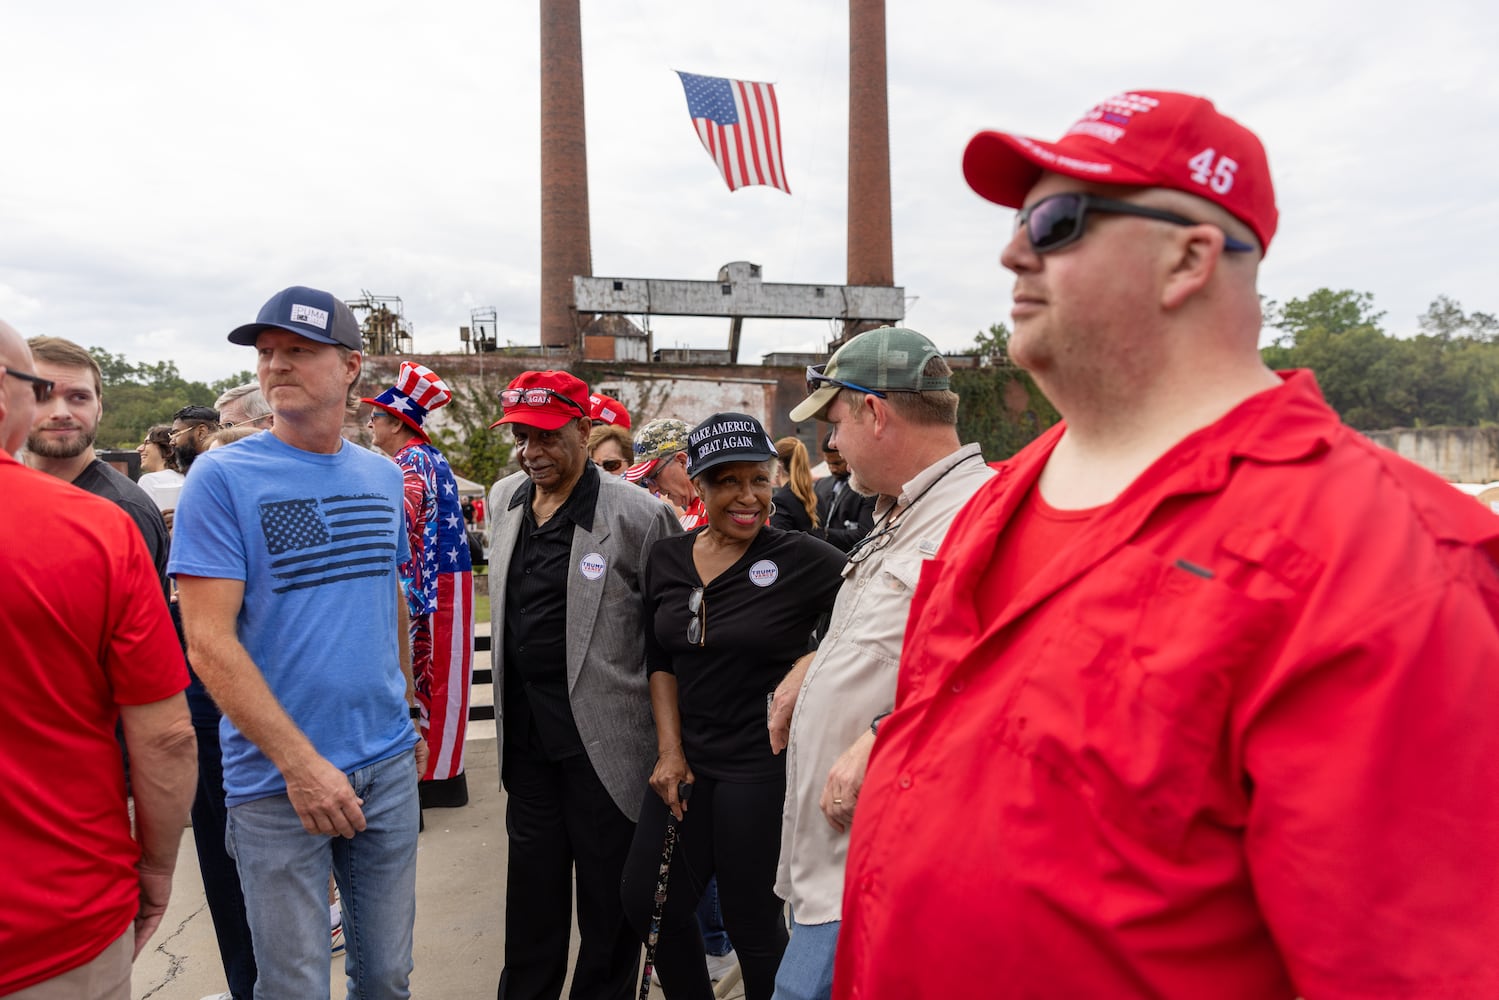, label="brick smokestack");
[540,0,592,351]
[845,0,893,340]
